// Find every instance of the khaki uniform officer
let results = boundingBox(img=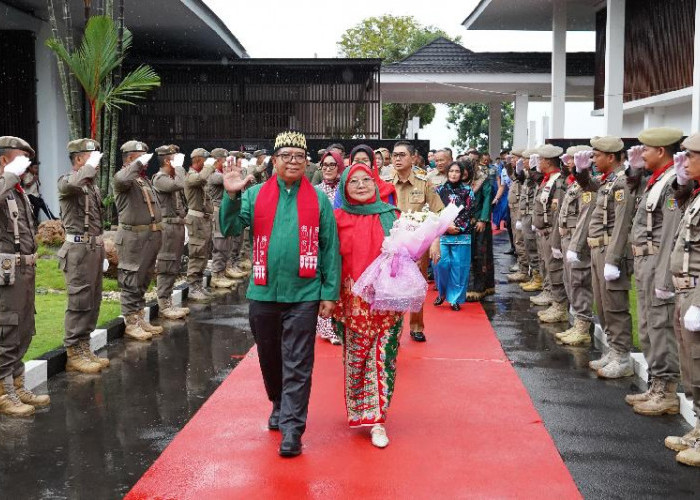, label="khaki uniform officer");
[113,141,163,340]
[152,145,190,320]
[506,148,529,283]
[626,127,685,415]
[184,149,216,301]
[531,144,568,323]
[58,138,109,374]
[666,132,700,467]
[555,145,596,345]
[390,141,444,342]
[0,136,49,417]
[576,136,638,379]
[227,151,252,278]
[207,148,236,288]
[519,151,544,292]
